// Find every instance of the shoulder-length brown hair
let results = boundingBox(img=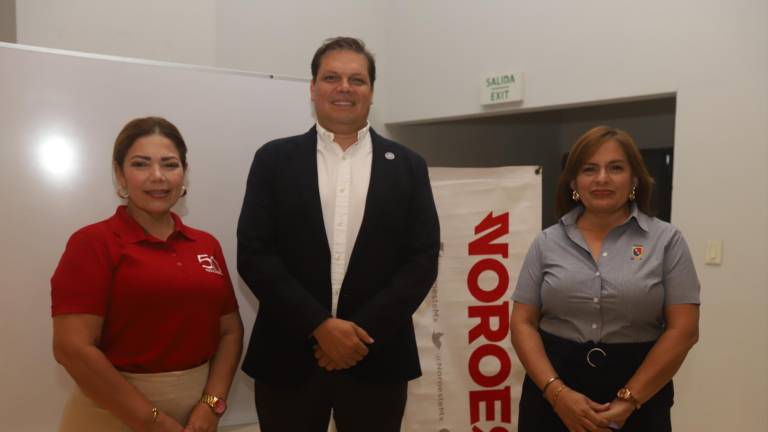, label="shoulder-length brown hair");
[555,126,655,218]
